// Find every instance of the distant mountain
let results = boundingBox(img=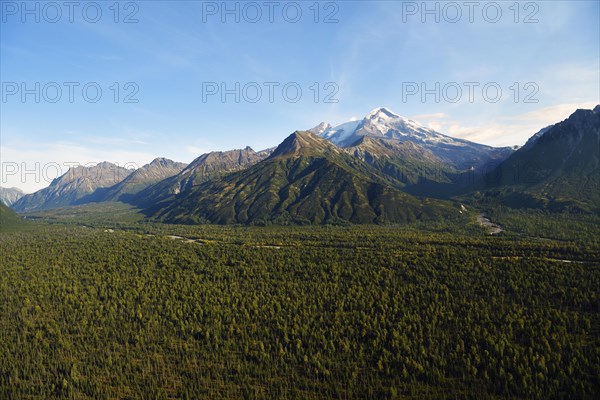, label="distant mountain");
[0,187,24,206]
[345,136,456,186]
[475,105,600,211]
[321,107,514,169]
[0,201,21,227]
[13,162,132,212]
[132,147,272,207]
[94,158,187,202]
[147,131,460,225]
